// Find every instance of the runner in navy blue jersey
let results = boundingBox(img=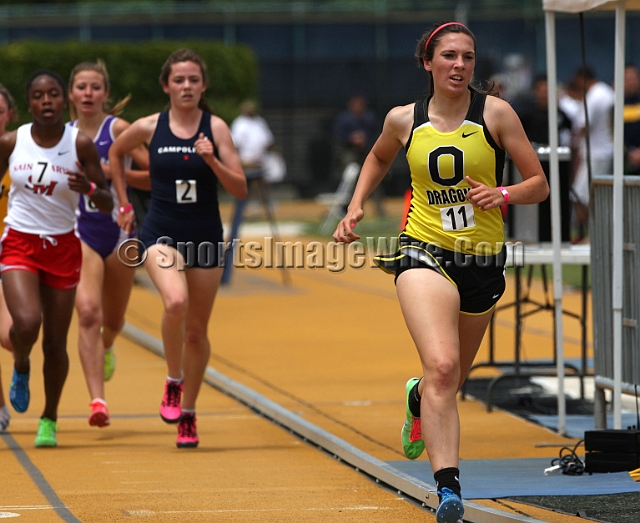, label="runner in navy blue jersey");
[110,49,247,448]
